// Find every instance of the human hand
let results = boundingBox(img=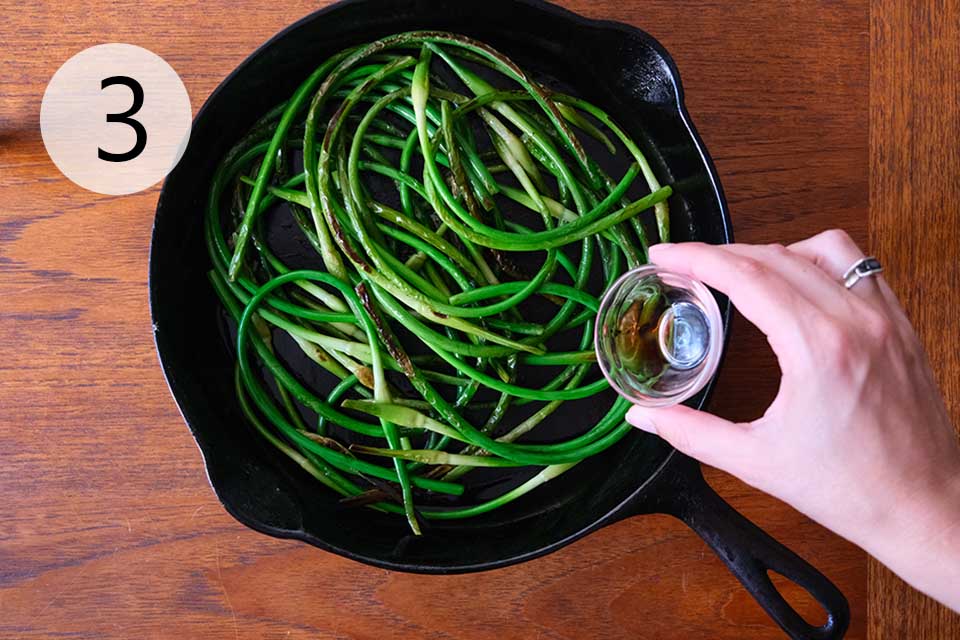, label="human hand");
[626,230,960,610]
